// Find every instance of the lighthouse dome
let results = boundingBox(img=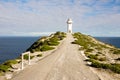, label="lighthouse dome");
[67,18,72,24]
